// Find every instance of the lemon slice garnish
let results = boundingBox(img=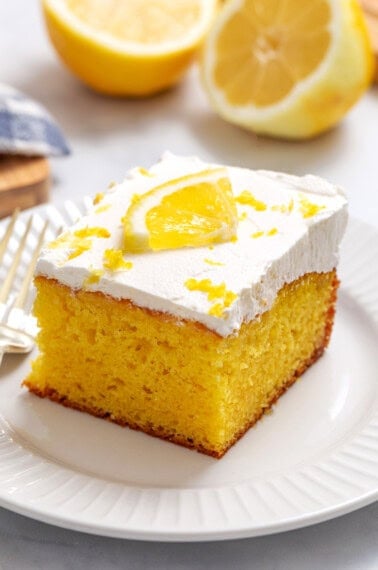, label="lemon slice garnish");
[123,168,238,252]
